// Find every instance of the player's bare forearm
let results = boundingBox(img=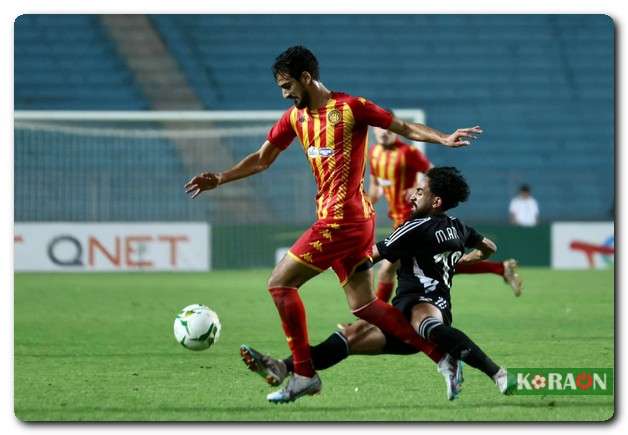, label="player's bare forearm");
[458,249,486,265]
[458,237,497,265]
[391,120,448,143]
[219,151,271,184]
[185,140,280,198]
[220,140,283,185]
[185,153,264,198]
[388,118,483,148]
